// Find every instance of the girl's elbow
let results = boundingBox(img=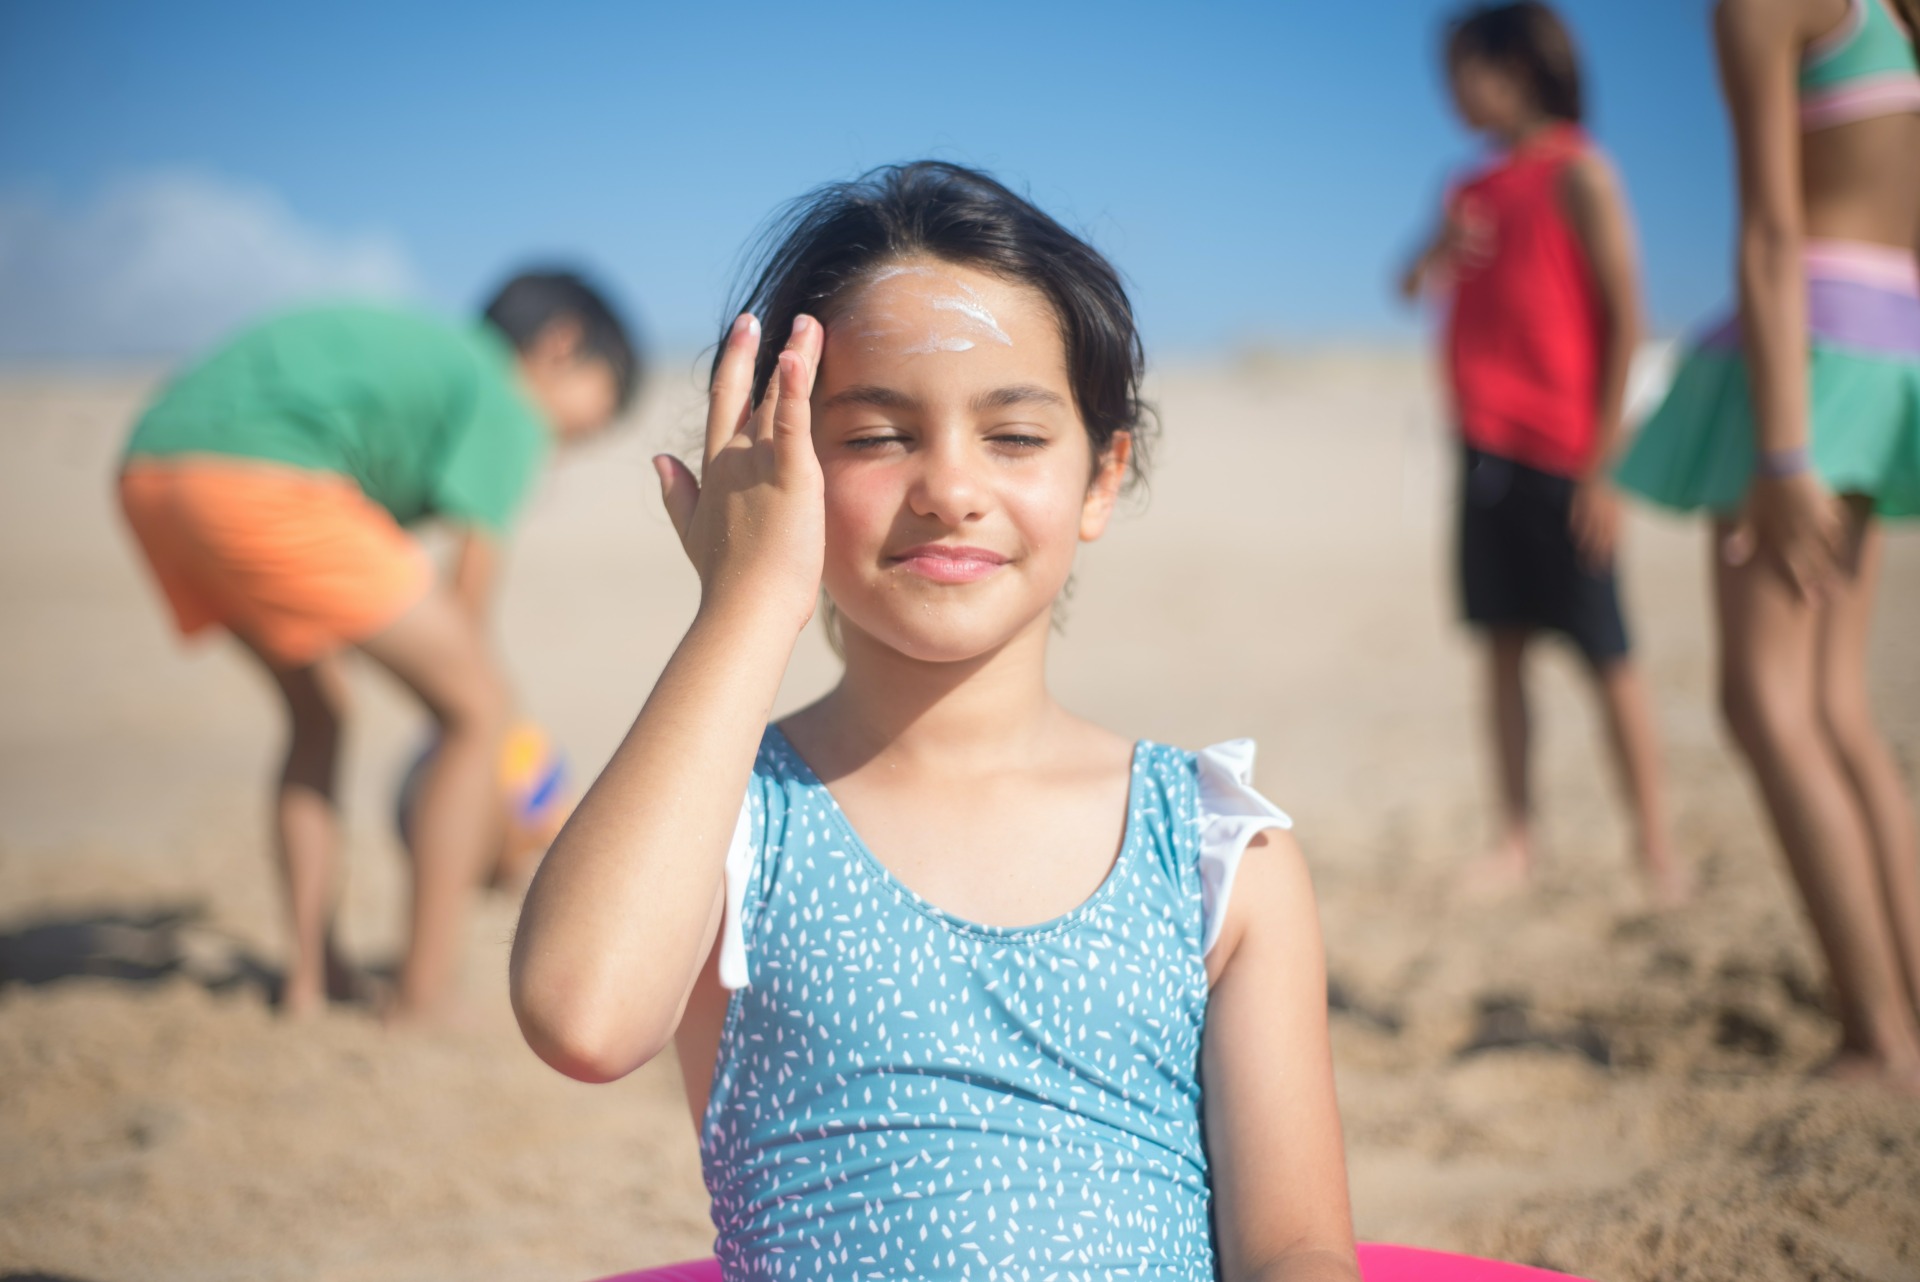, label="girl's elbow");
[509,974,671,1084]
